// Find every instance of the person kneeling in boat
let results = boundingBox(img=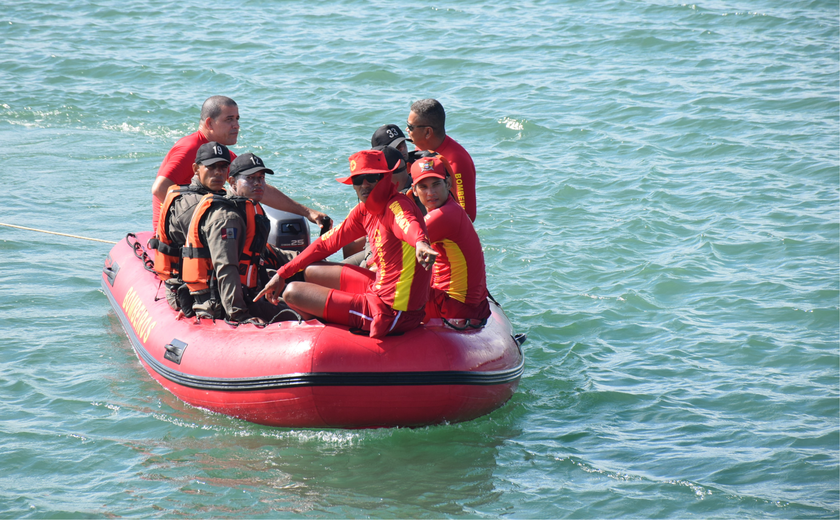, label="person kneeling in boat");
[411,152,491,326]
[255,149,438,338]
[179,153,286,325]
